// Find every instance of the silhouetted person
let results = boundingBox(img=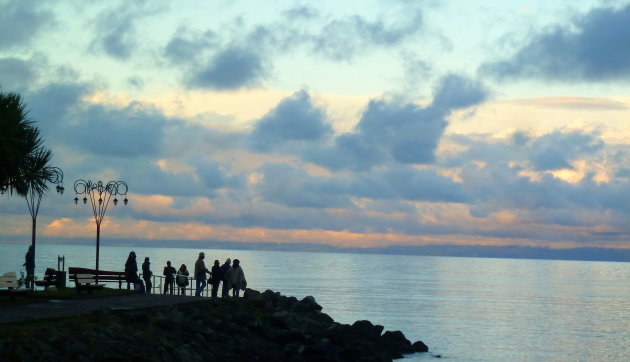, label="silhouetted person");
[163,261,176,295]
[142,257,153,294]
[125,251,145,293]
[227,259,246,297]
[23,245,35,289]
[176,264,189,295]
[194,252,210,296]
[220,258,231,297]
[210,260,221,298]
